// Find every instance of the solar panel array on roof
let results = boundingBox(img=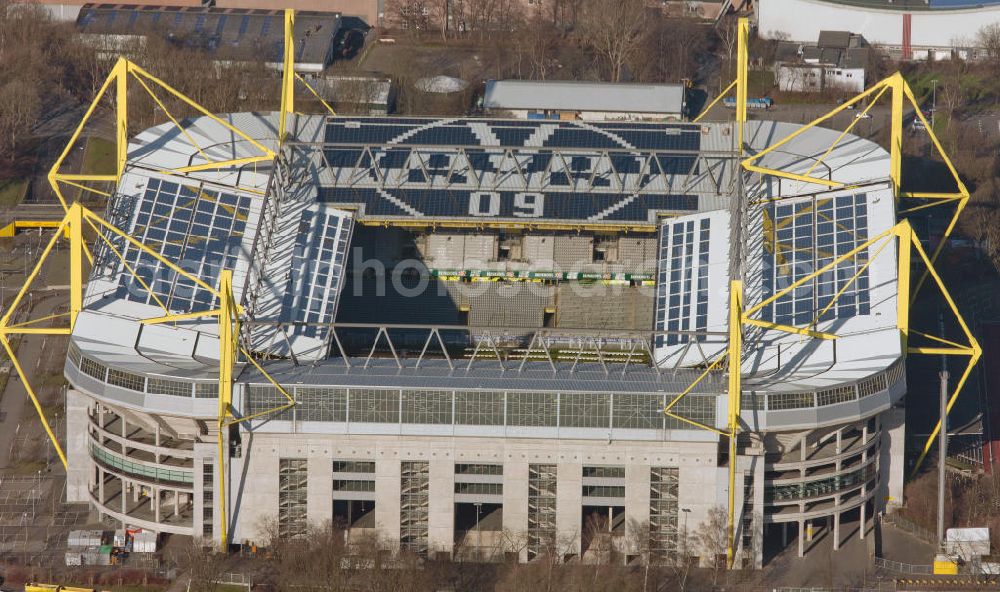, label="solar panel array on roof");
[114,178,252,312]
[760,193,870,326]
[318,118,705,224]
[279,208,353,340]
[323,119,702,150]
[318,188,697,222]
[655,217,711,347]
